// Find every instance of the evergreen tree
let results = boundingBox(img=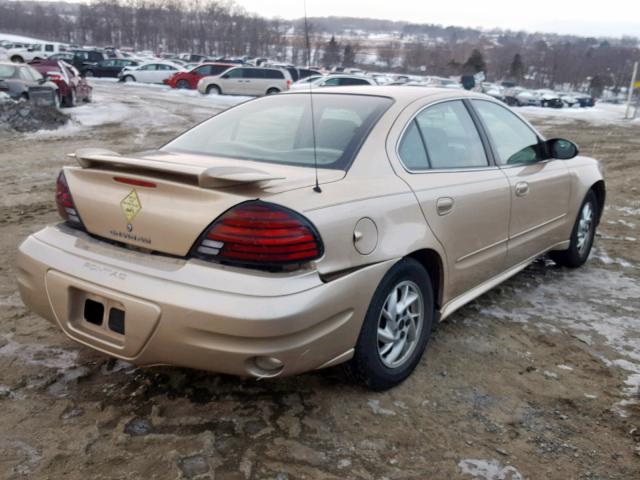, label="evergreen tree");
[463,49,486,74]
[509,53,525,81]
[343,43,356,67]
[323,35,341,67]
